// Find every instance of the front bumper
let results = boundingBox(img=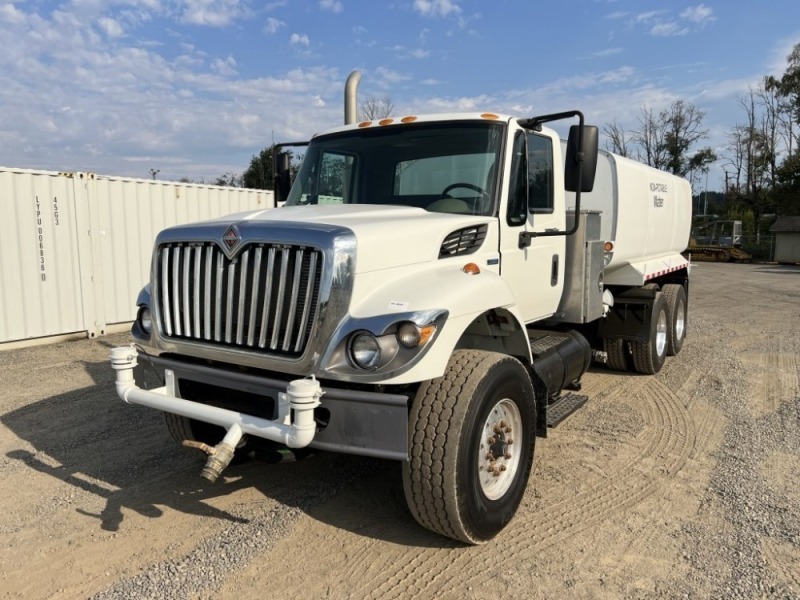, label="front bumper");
[110,347,410,461]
